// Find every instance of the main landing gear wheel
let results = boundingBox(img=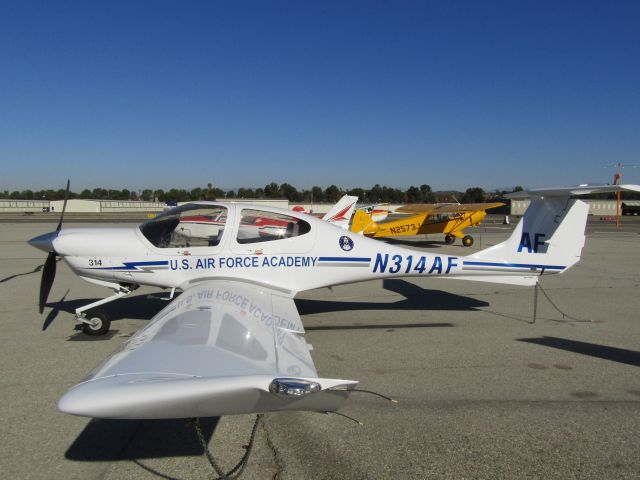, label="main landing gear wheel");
[82,309,111,336]
[444,234,456,245]
[462,235,474,247]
